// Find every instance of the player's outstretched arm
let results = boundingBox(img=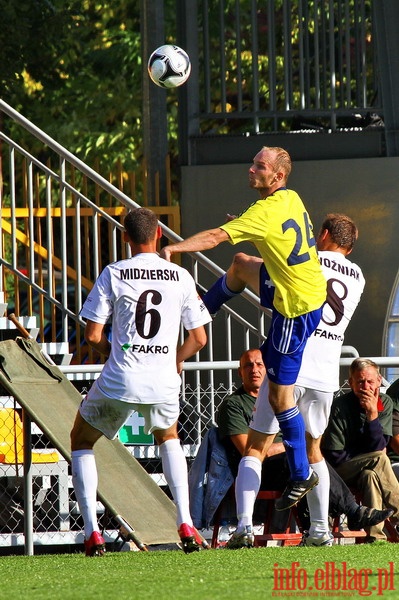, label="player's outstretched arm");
[176,326,207,374]
[160,228,229,261]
